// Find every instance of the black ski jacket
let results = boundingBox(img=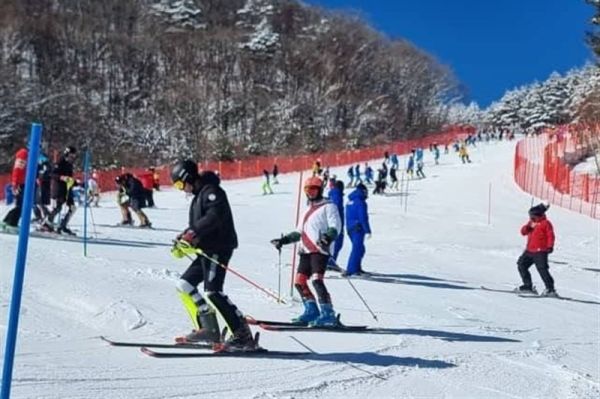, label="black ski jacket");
[188,171,238,253]
[51,156,74,199]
